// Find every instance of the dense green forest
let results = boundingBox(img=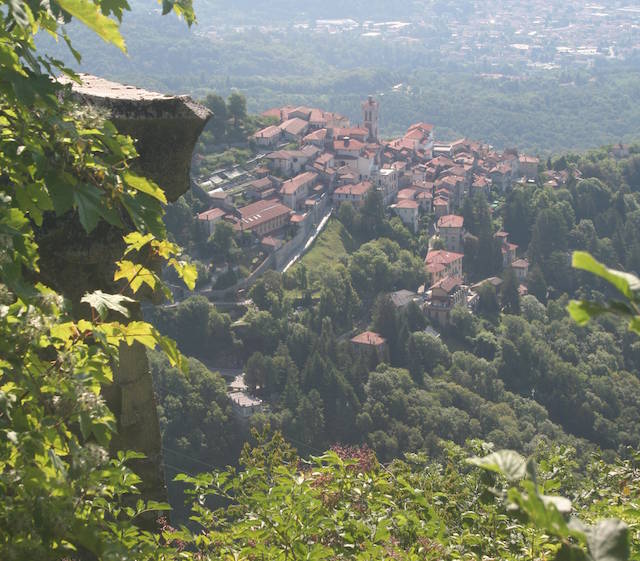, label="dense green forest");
[155,144,640,477]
